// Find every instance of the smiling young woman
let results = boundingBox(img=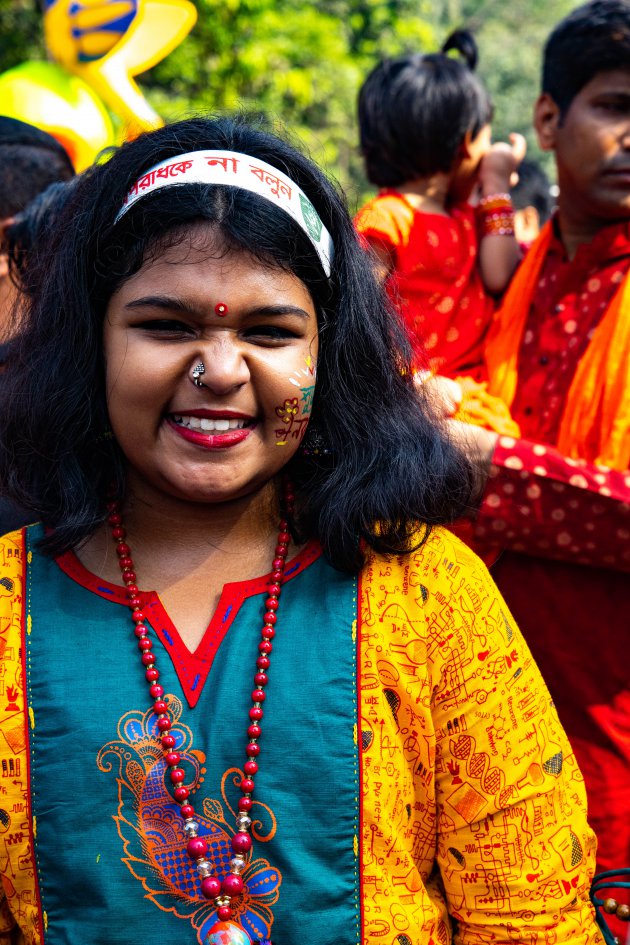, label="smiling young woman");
[0,117,603,945]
